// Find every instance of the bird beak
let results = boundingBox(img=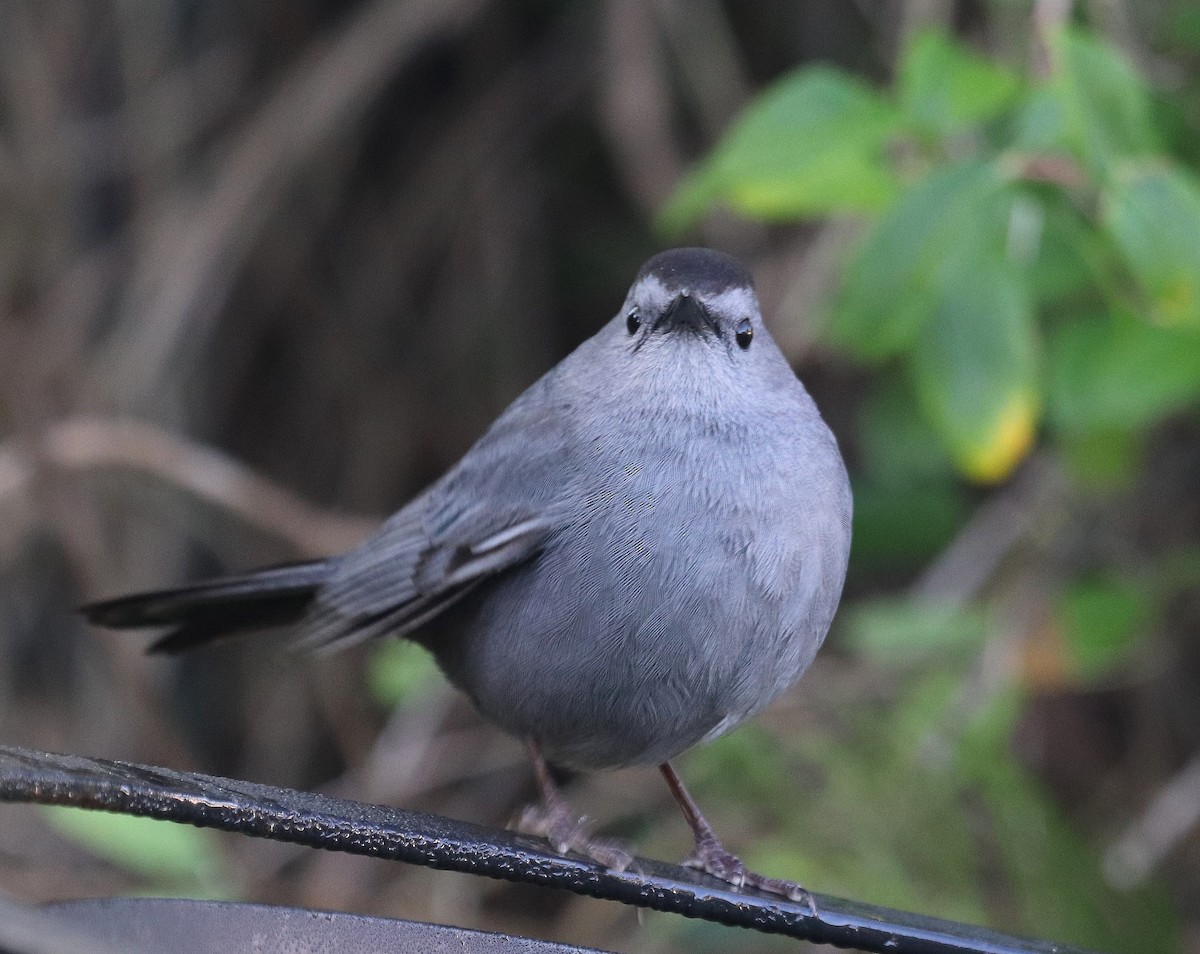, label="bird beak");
[658,291,716,337]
